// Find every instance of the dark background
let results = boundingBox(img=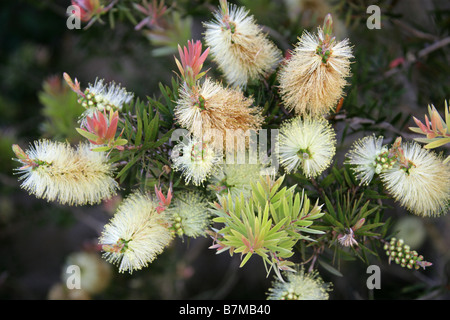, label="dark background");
[0,0,449,300]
